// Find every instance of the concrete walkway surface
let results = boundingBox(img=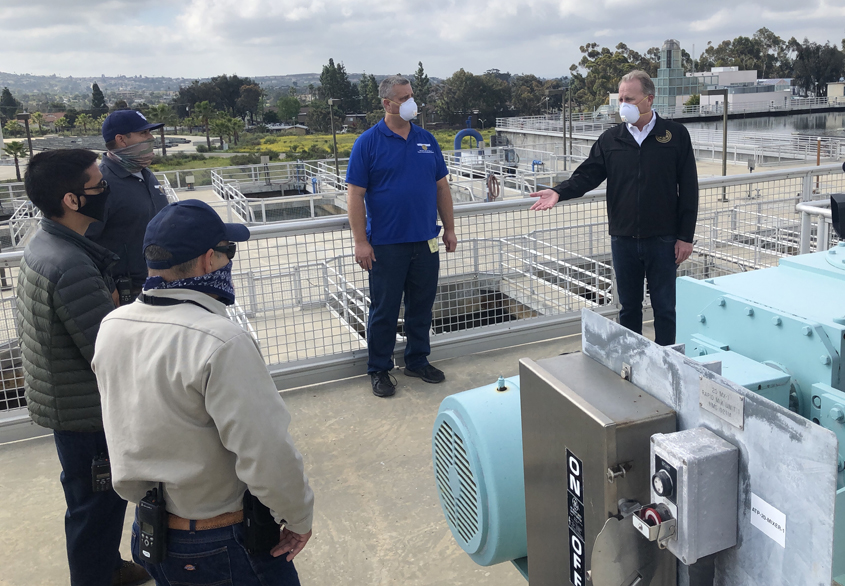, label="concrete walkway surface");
[0,325,664,586]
